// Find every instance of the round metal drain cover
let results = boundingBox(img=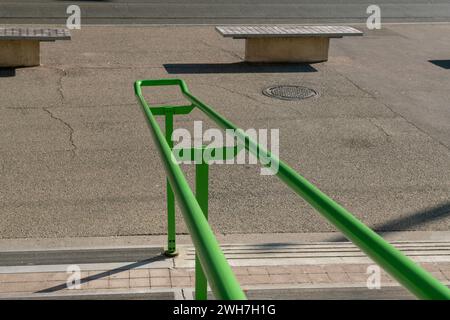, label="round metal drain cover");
[262,85,317,101]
